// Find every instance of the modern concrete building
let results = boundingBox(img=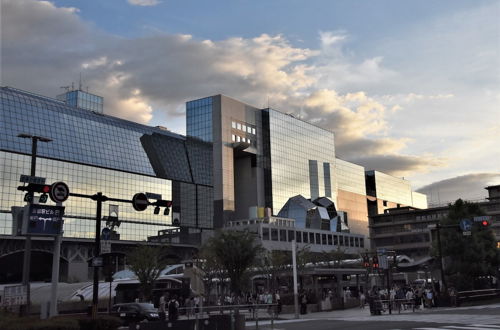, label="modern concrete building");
[369,185,500,260]
[185,95,427,248]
